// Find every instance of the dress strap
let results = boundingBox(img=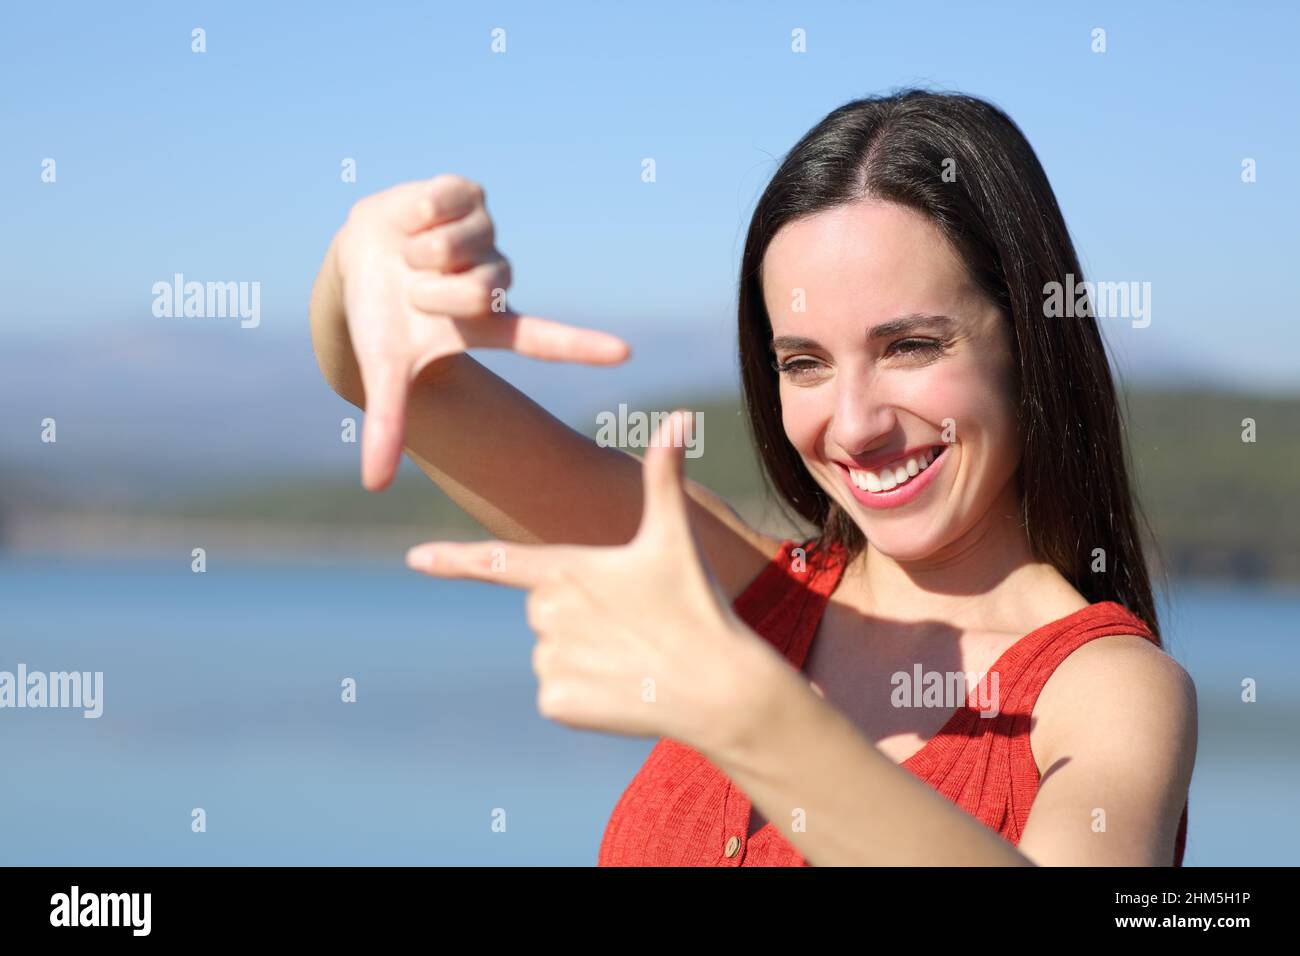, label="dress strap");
[731,536,851,665]
[995,601,1157,720]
